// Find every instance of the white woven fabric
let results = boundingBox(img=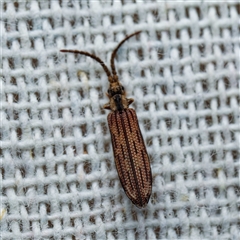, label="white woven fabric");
[1,1,239,239]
